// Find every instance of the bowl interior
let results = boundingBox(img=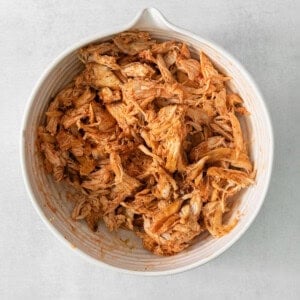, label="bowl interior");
[22,28,272,274]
